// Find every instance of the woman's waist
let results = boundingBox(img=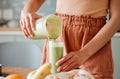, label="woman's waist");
[56,0,109,17]
[56,9,108,17]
